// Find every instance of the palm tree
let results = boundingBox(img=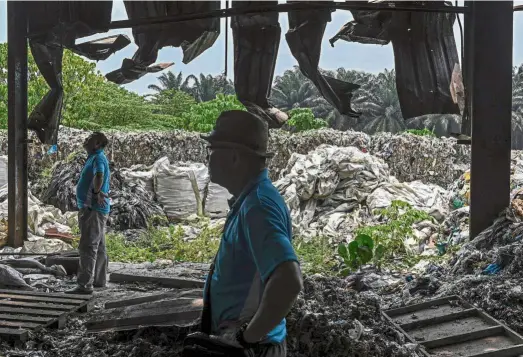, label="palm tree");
[353,69,405,134]
[183,73,234,102]
[271,66,331,118]
[148,71,185,92]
